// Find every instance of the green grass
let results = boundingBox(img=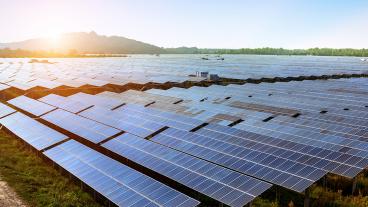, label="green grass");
[0,130,102,207]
